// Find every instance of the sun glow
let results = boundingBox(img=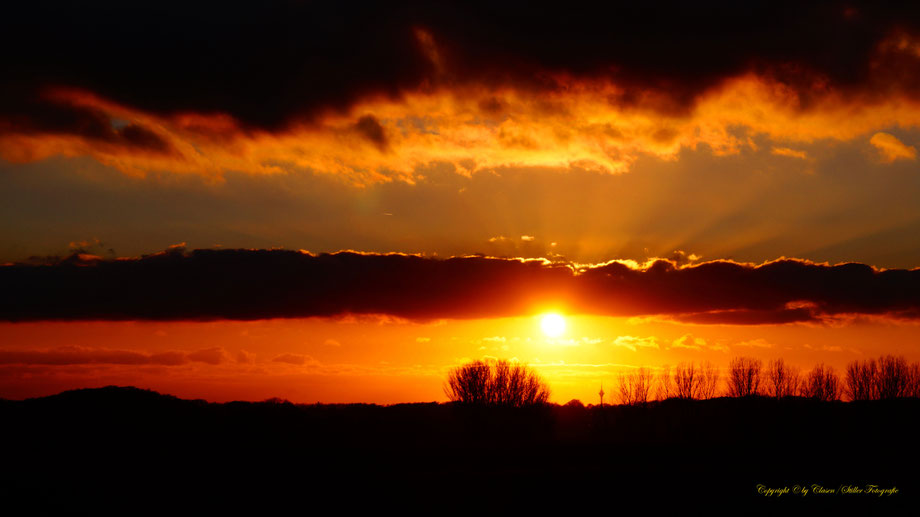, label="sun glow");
[540,313,566,338]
